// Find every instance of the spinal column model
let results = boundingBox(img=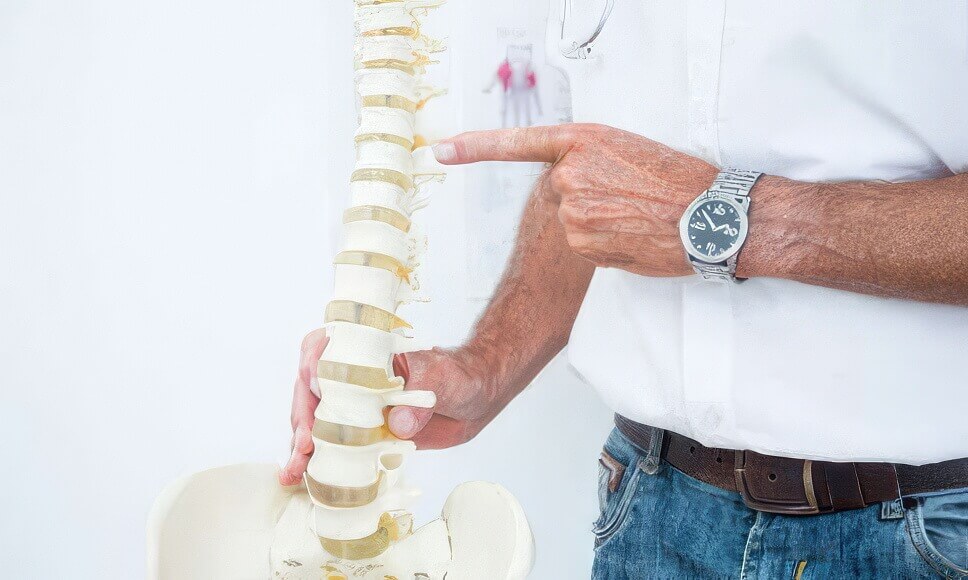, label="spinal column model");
[304,0,448,560]
[148,2,536,577]
[299,2,538,576]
